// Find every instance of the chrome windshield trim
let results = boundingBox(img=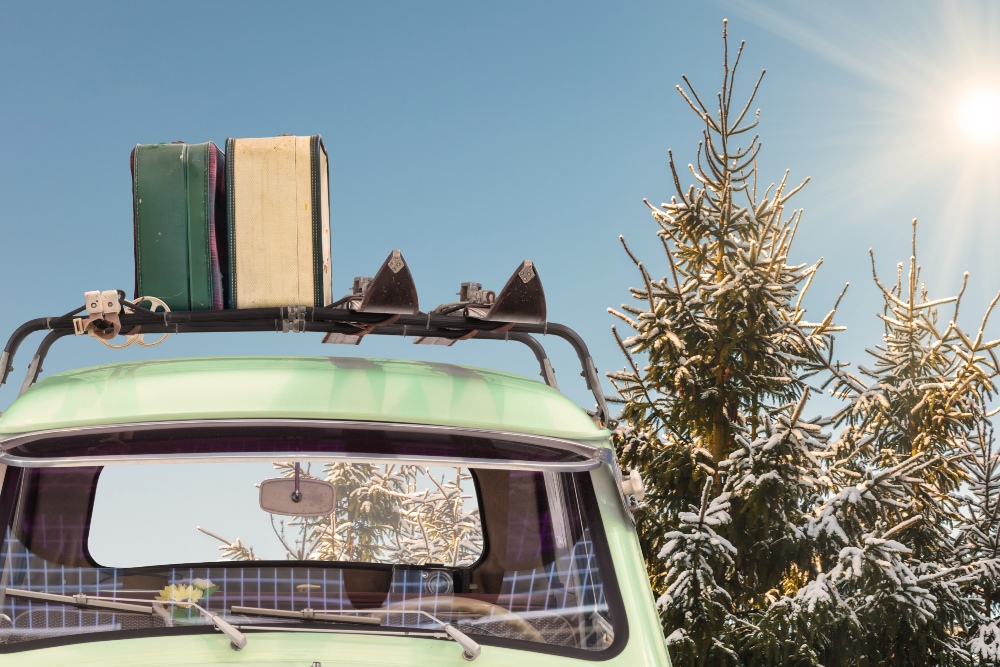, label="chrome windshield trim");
[0,419,607,471]
[0,451,600,471]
